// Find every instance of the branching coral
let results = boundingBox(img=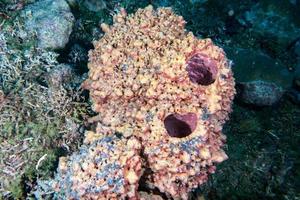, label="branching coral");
[52,5,235,199]
[0,18,87,199]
